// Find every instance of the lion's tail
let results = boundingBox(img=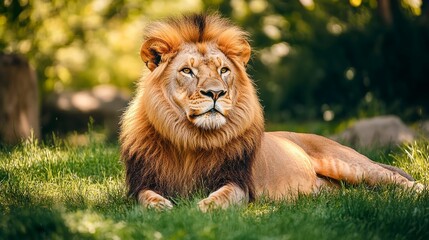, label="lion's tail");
[373,162,414,181]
